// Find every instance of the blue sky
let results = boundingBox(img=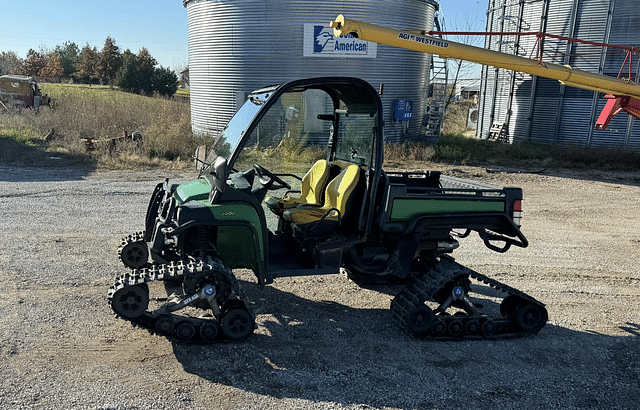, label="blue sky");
[0,0,188,70]
[0,0,485,73]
